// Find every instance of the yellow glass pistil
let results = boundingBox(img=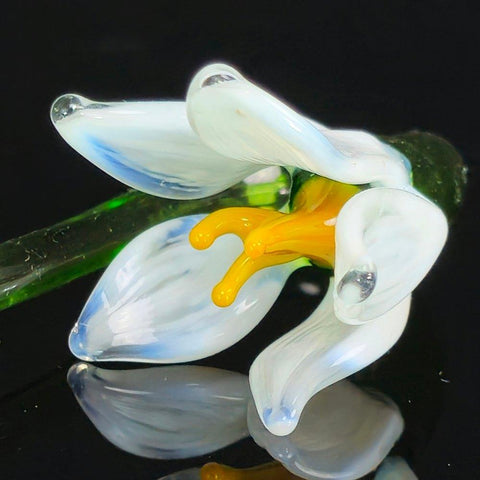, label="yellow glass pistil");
[190,176,359,307]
